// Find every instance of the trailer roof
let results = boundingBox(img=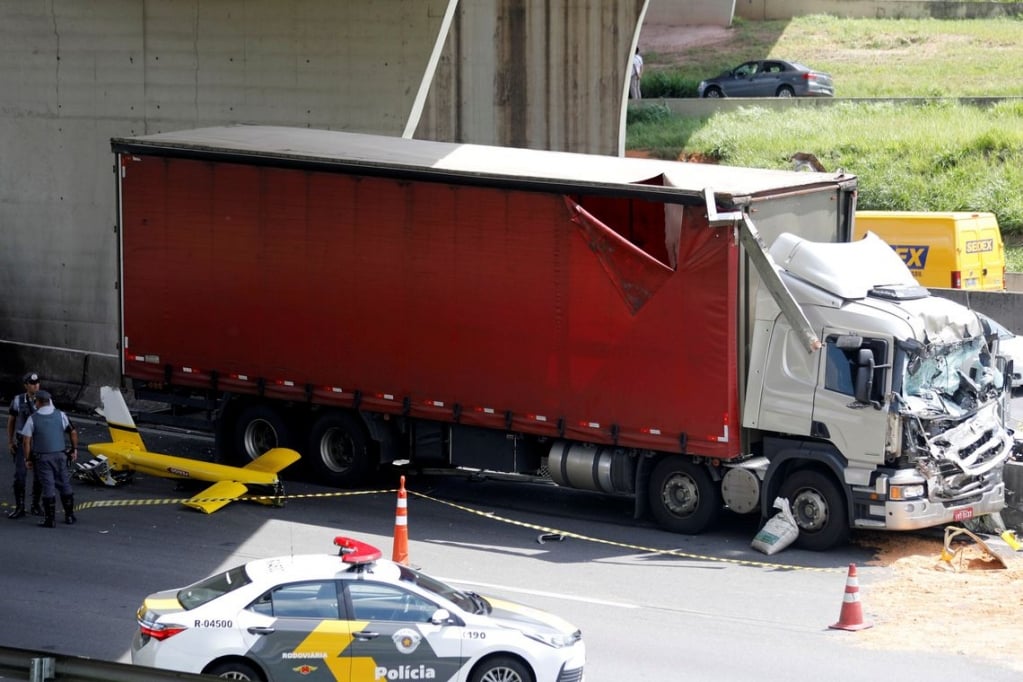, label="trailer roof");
[112,125,855,205]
